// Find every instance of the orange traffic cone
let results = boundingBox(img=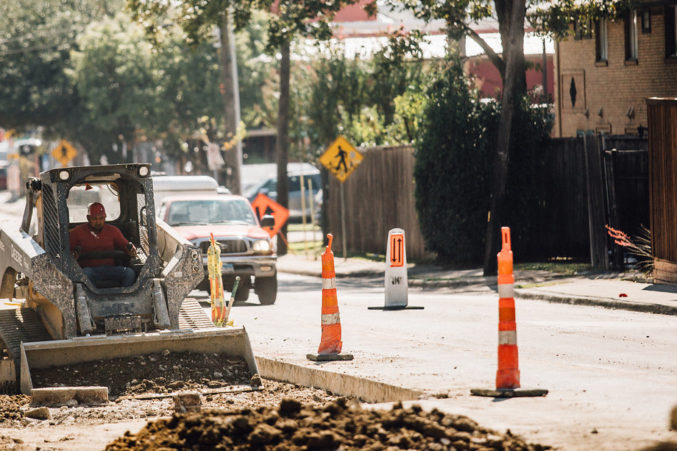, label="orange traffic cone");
[496,227,520,389]
[471,227,547,398]
[307,234,353,362]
